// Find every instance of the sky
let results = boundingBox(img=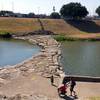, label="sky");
[0,0,100,15]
